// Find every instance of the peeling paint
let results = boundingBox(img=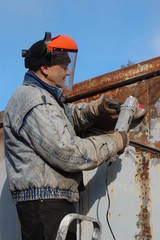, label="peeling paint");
[155,98,160,117]
[150,119,160,144]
